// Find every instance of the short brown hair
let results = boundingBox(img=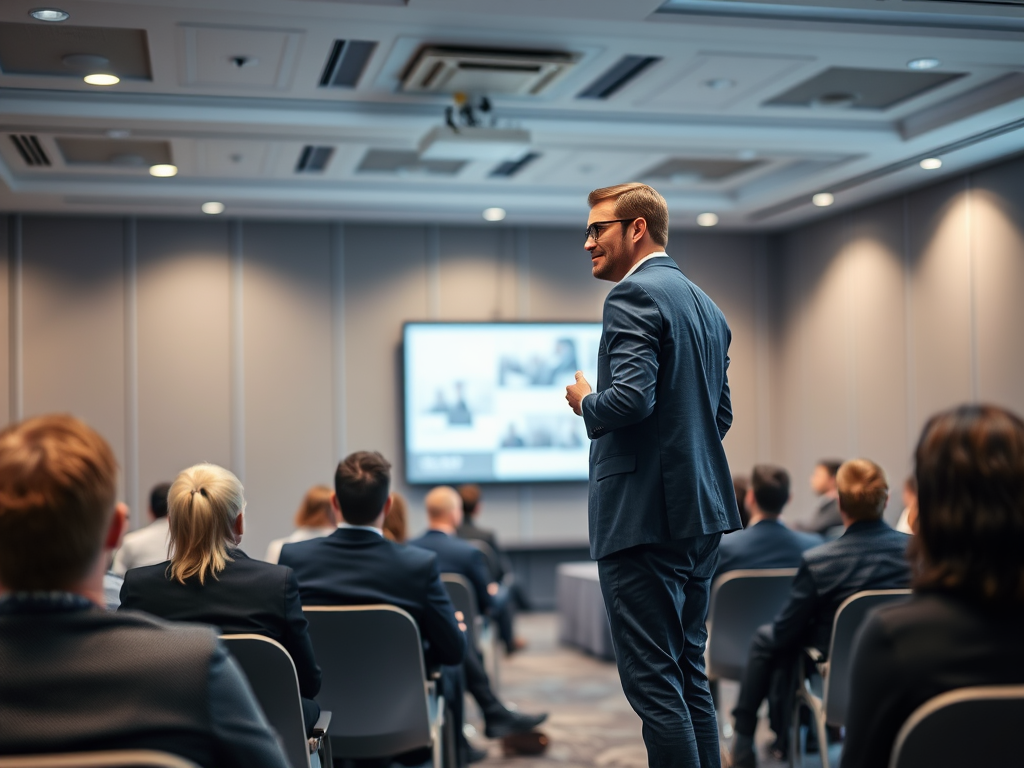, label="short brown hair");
[335,451,391,526]
[912,404,1024,605]
[0,414,118,591]
[836,459,889,521]
[458,484,481,517]
[587,183,669,247]
[294,485,335,528]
